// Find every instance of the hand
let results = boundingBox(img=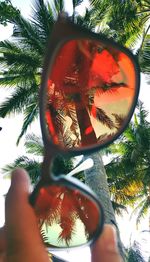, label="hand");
[0,169,49,262]
[0,169,122,262]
